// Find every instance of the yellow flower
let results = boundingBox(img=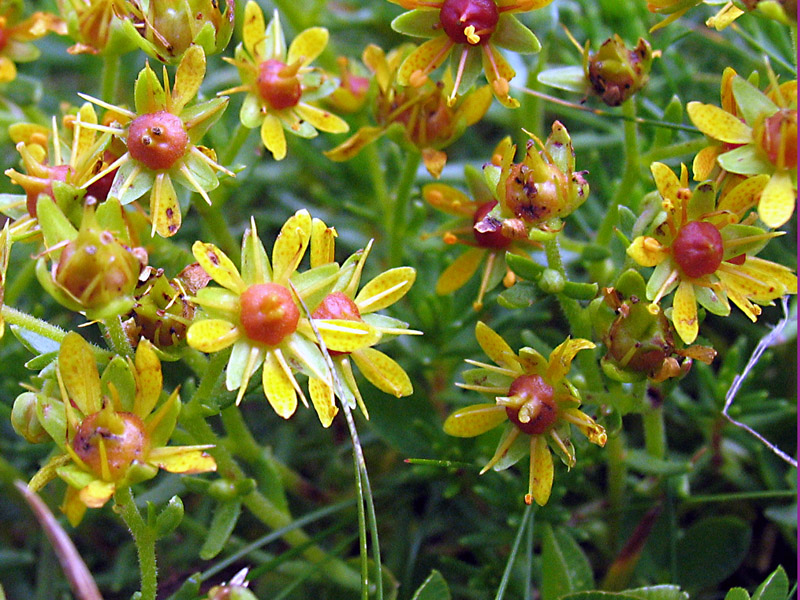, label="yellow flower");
[0,0,66,82]
[626,163,797,344]
[325,44,492,178]
[27,332,216,526]
[389,0,550,108]
[687,68,797,227]
[80,45,232,237]
[444,322,606,506]
[645,0,745,31]
[219,2,348,161]
[186,211,375,420]
[306,233,419,427]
